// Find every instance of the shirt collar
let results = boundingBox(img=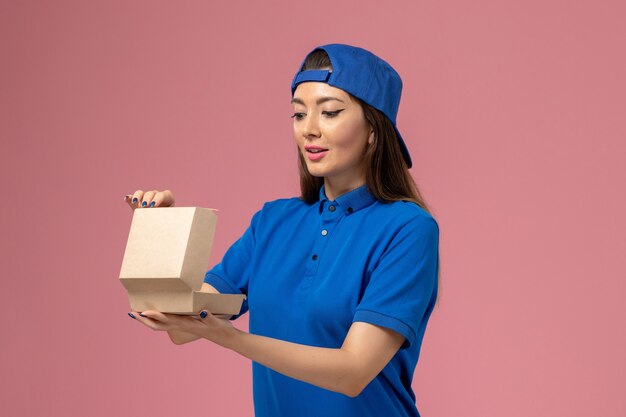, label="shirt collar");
[318,183,377,215]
